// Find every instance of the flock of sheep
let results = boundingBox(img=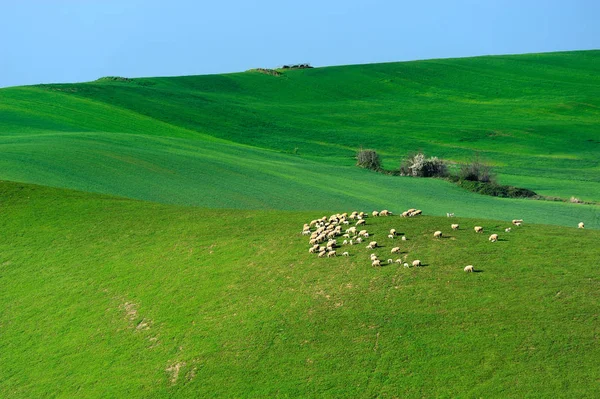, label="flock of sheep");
[303,210,587,273]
